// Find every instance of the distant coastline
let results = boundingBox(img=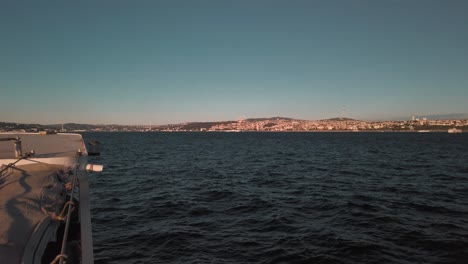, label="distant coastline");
[1,117,467,133]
